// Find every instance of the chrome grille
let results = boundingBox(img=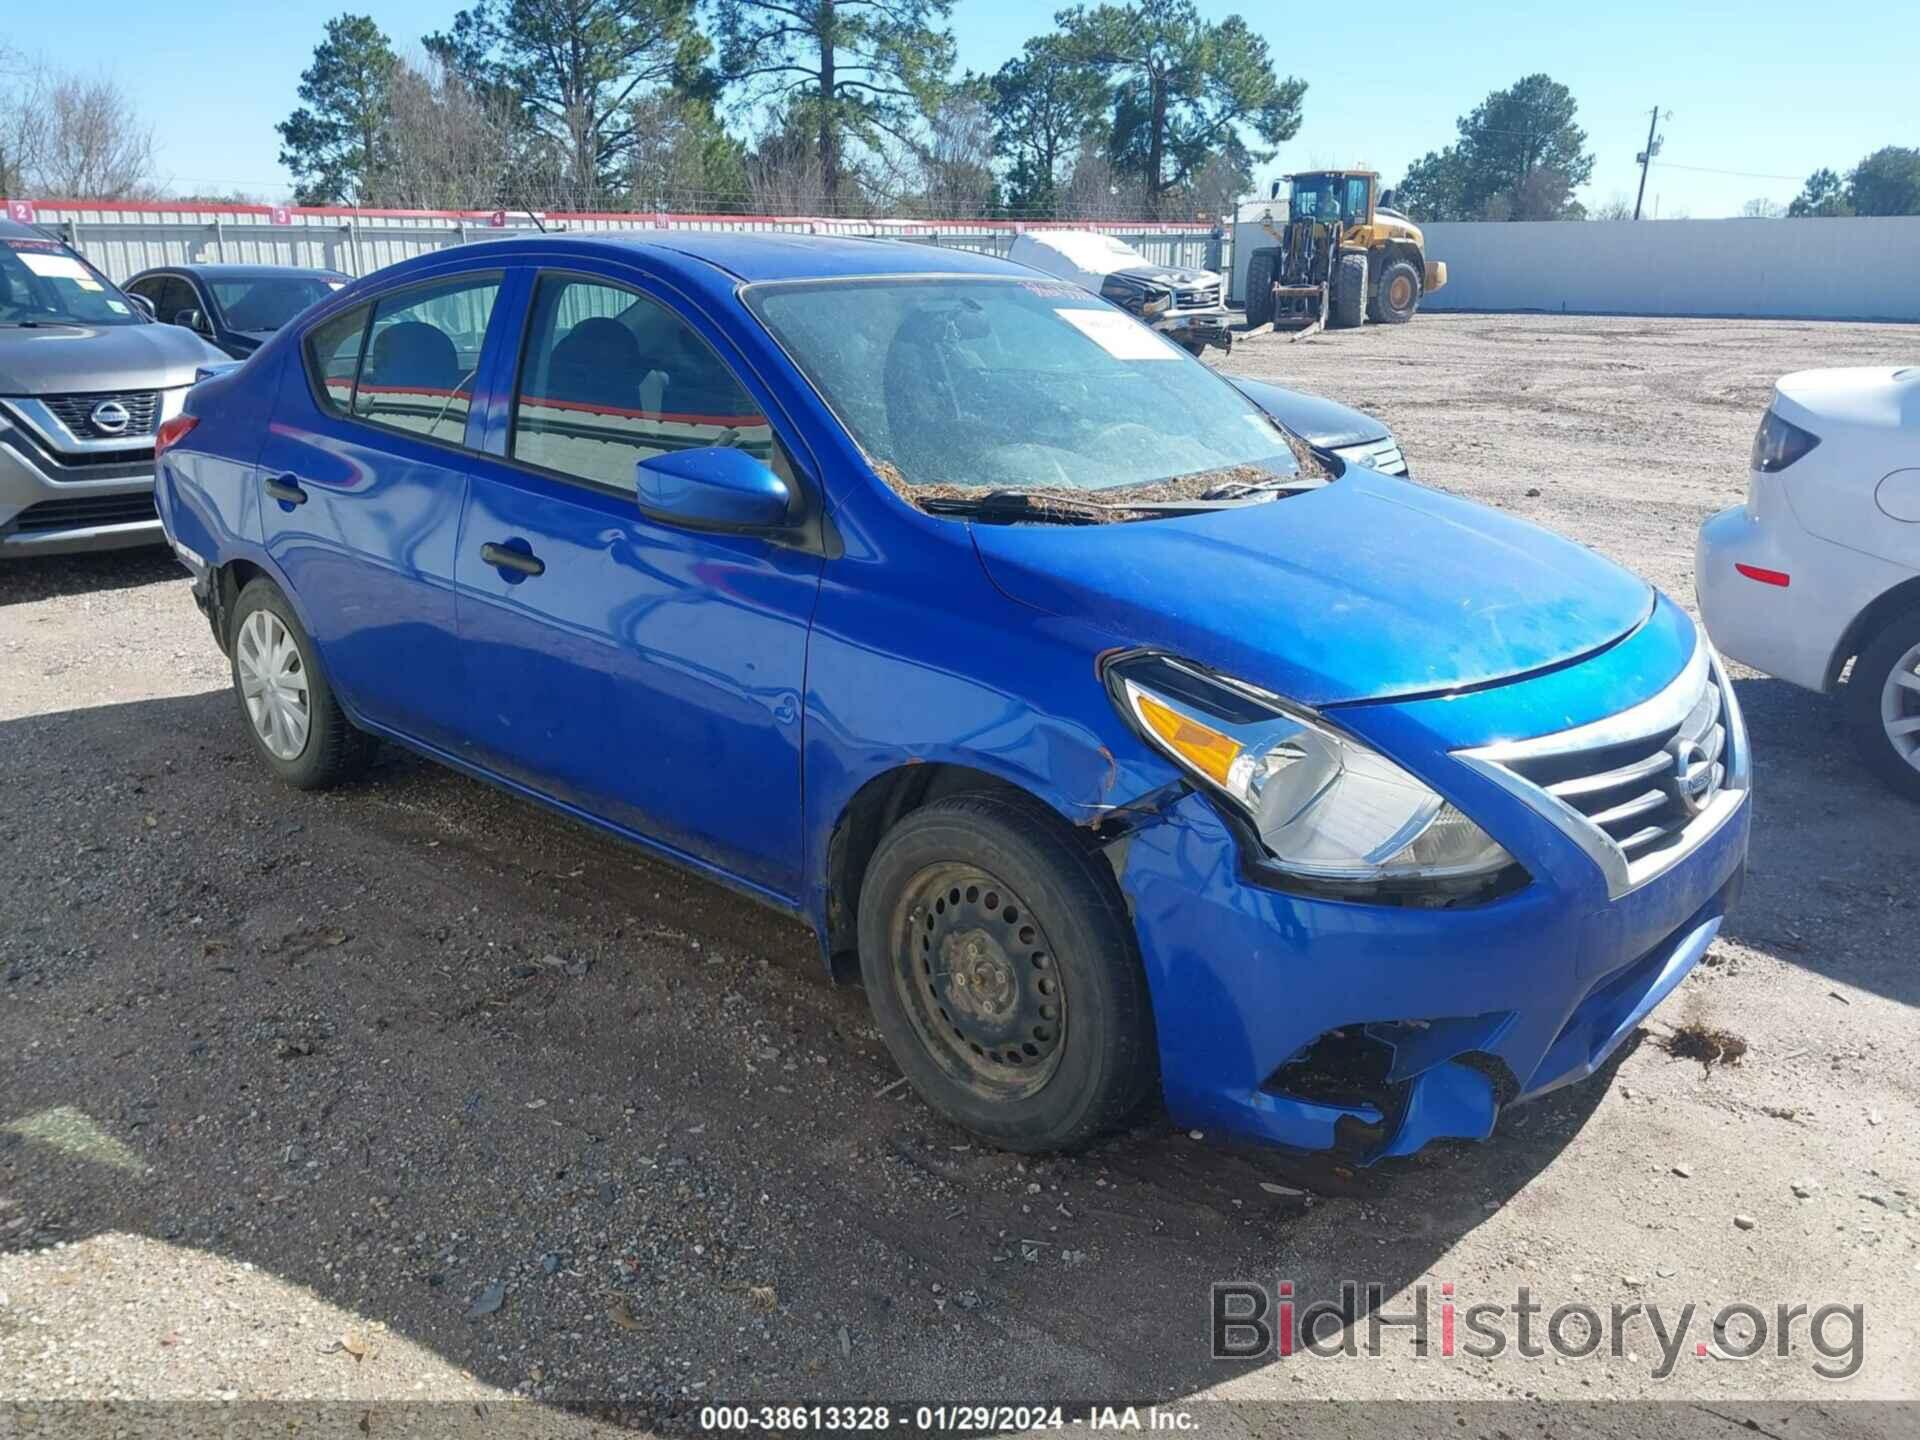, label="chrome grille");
[1457,638,1749,899]
[1332,436,1409,476]
[1174,282,1221,308]
[41,391,161,439]
[1513,674,1726,860]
